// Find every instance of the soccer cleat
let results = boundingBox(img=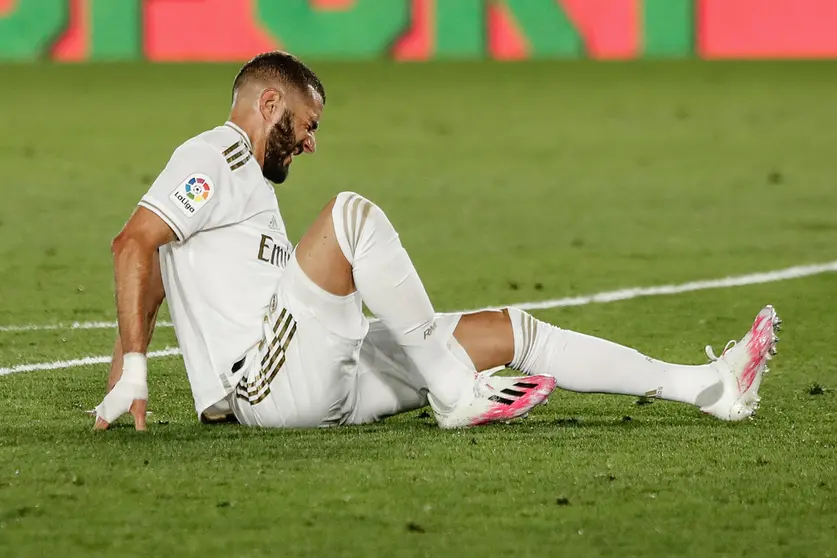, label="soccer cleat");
[700,305,781,421]
[433,373,557,429]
